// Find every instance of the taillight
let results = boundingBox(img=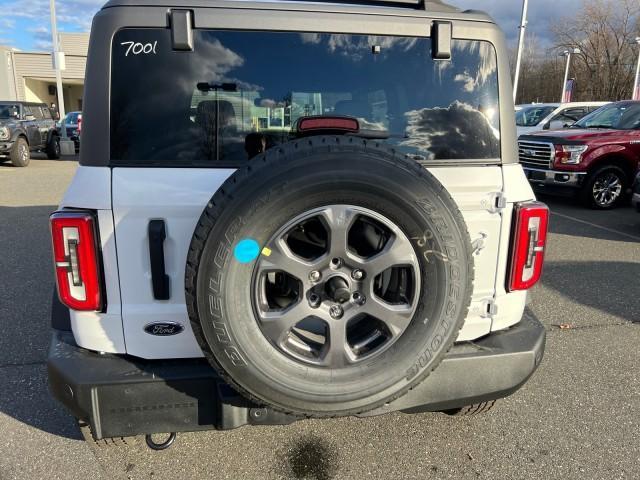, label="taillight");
[507,202,549,292]
[77,115,82,134]
[50,211,103,311]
